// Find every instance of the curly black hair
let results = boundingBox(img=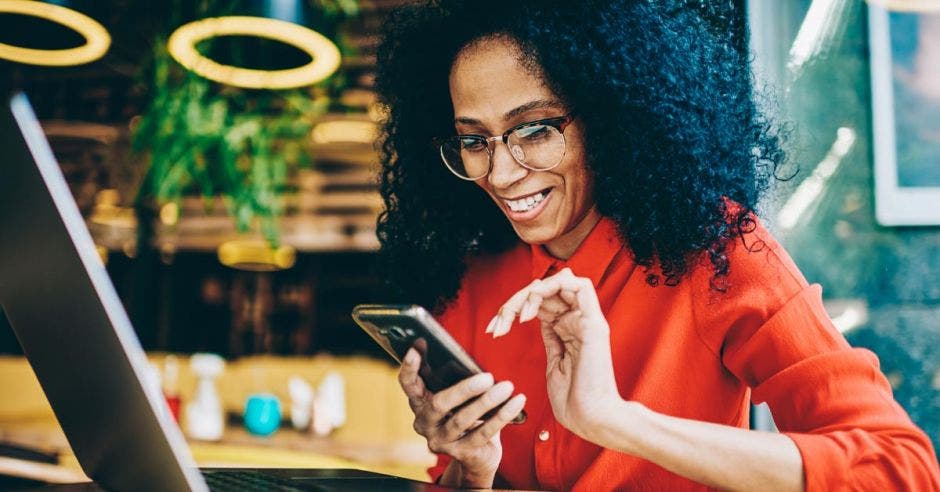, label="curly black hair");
[374,0,784,311]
